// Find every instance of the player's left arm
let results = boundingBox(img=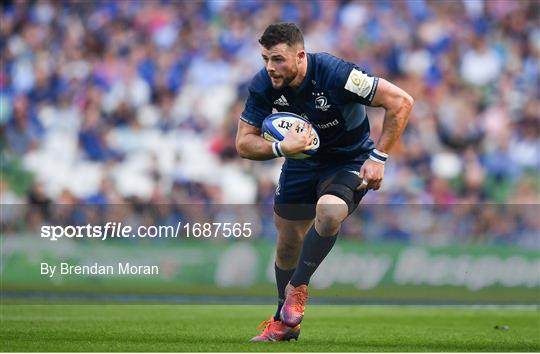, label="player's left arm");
[360,78,414,190]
